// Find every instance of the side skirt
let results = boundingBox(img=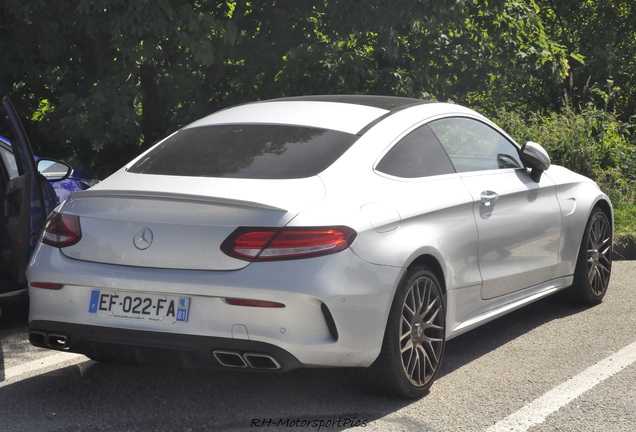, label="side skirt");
[446,276,573,340]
